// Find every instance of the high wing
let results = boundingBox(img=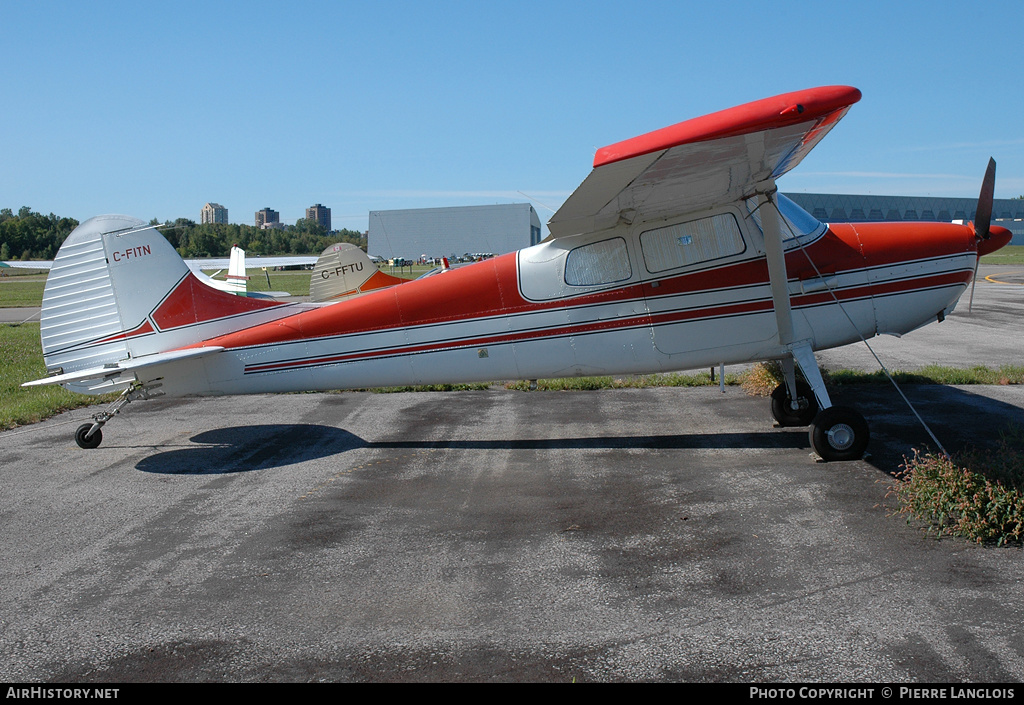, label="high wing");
[547,86,862,238]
